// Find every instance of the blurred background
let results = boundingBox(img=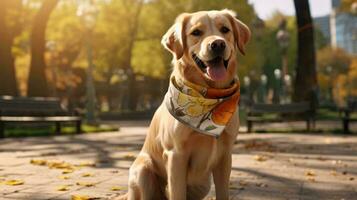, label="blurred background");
[0,0,356,123]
